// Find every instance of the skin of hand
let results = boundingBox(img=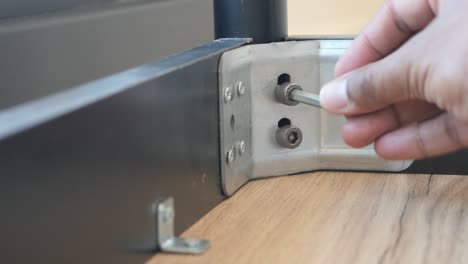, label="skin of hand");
[319,0,468,160]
